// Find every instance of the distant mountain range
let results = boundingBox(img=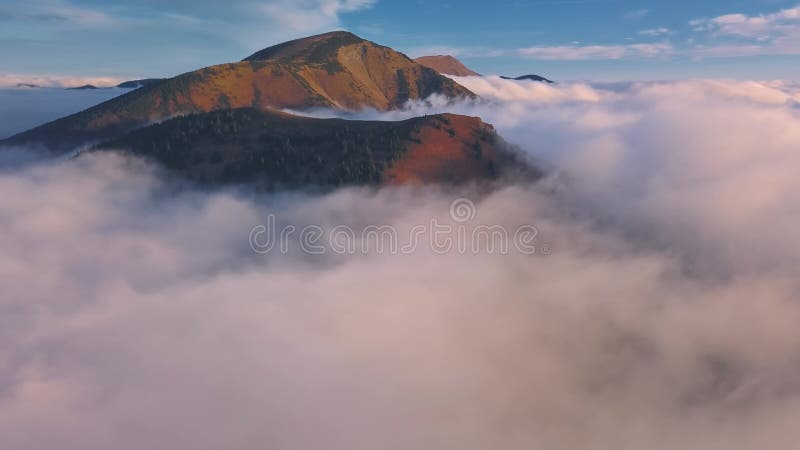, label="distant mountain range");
[414,55,481,77]
[65,79,165,90]
[1,32,541,187]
